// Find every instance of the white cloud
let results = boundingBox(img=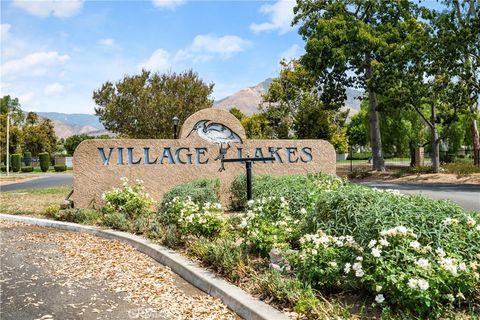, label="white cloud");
[1,24,11,42]
[151,0,185,10]
[279,44,303,61]
[98,38,115,46]
[44,82,65,95]
[18,91,35,104]
[175,34,253,62]
[1,51,70,77]
[250,0,295,34]
[138,49,171,71]
[12,0,84,18]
